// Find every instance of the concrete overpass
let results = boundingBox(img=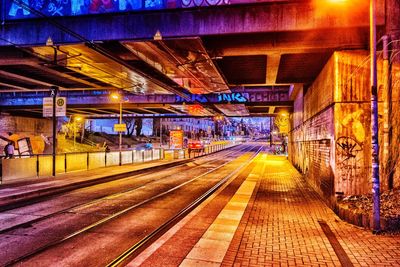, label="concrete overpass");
[0,87,291,117]
[0,1,384,103]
